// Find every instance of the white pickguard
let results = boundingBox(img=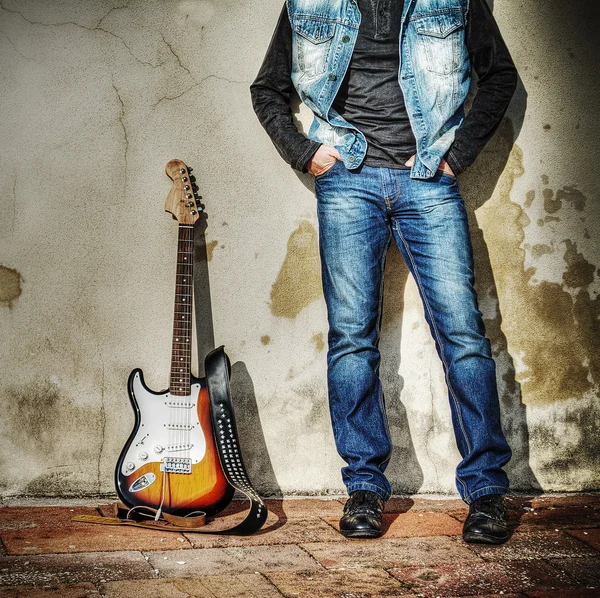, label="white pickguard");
[120,372,206,476]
